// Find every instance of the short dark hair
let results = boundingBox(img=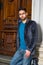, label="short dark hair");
[18,8,27,12]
